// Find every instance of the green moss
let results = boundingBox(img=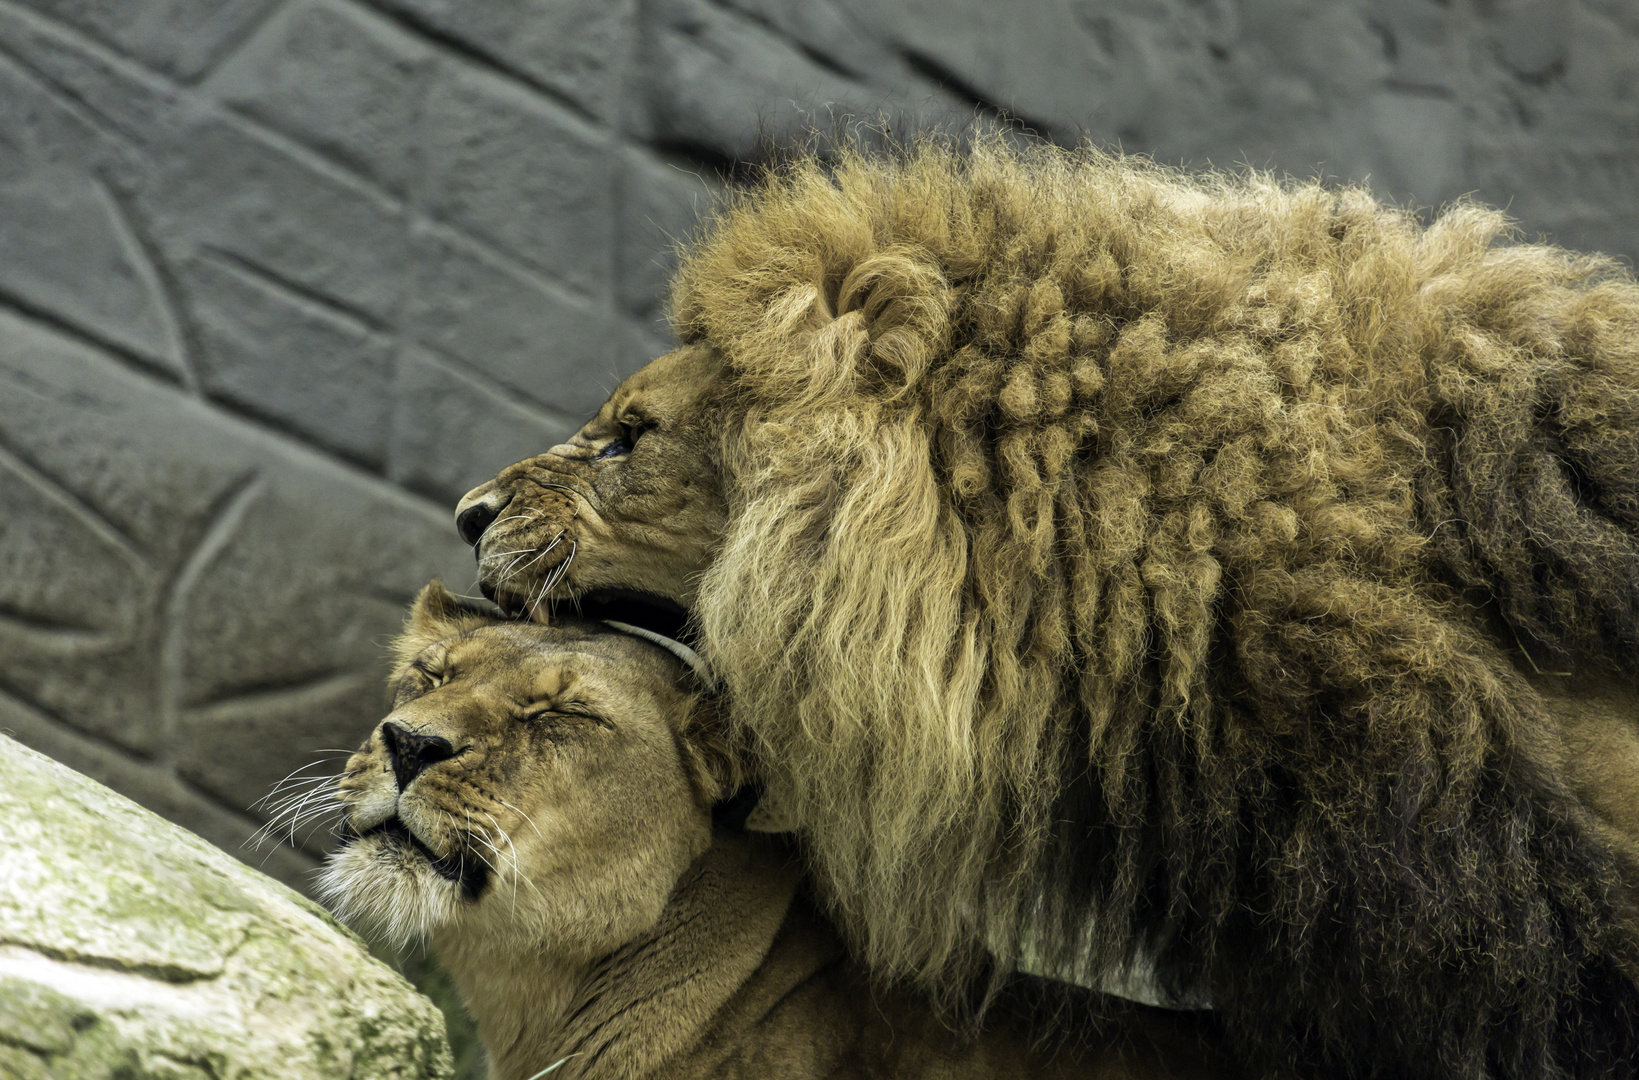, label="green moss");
[0,1044,51,1080]
[0,974,92,1055]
